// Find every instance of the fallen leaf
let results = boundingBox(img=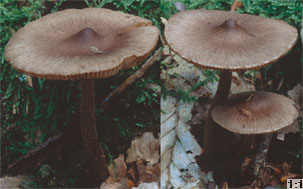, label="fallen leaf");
[137,159,160,183]
[282,162,291,175]
[26,75,33,88]
[231,0,243,12]
[241,157,251,167]
[280,174,300,183]
[126,132,159,166]
[277,84,302,140]
[161,95,206,189]
[133,182,159,189]
[108,154,127,180]
[267,166,281,175]
[128,179,135,188]
[222,181,228,189]
[0,175,34,189]
[255,71,263,85]
[230,74,255,94]
[100,178,128,189]
[127,165,137,184]
[287,83,302,108]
